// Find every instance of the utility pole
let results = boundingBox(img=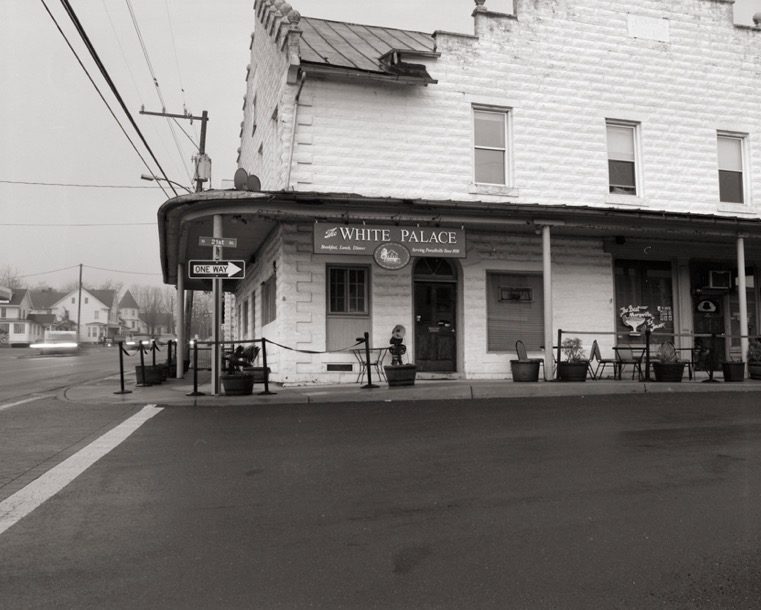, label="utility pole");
[140,108,210,378]
[76,263,83,344]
